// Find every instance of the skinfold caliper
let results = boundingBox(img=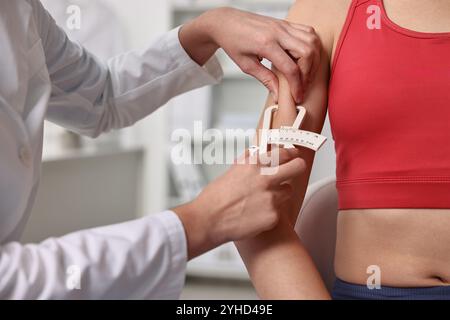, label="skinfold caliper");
[251,105,327,155]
